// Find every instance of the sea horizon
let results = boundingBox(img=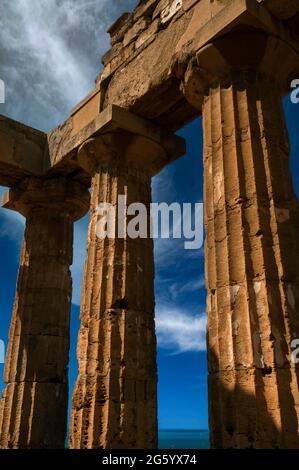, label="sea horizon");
[158,429,210,449]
